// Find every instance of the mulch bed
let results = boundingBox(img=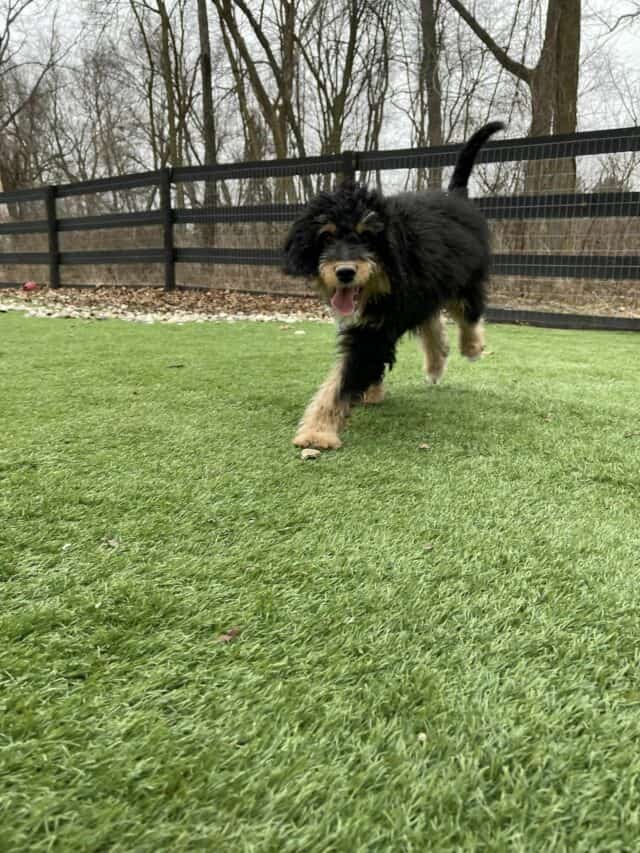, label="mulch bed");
[2,283,638,322]
[0,286,331,322]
